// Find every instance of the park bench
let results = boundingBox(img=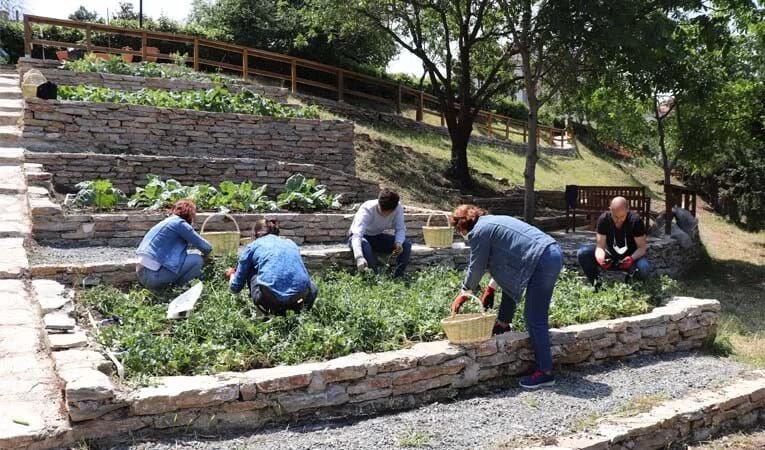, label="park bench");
[565,185,651,232]
[666,184,697,216]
